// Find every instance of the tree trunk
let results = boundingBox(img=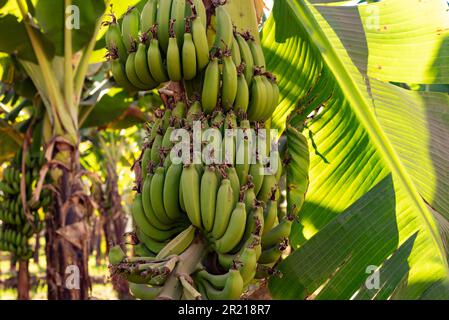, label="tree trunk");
[45,146,91,300]
[17,260,30,300]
